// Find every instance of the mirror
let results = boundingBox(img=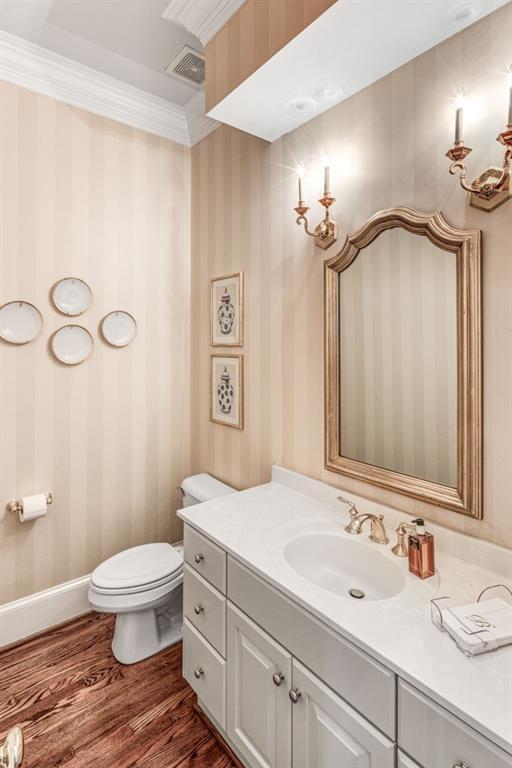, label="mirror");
[325,208,482,519]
